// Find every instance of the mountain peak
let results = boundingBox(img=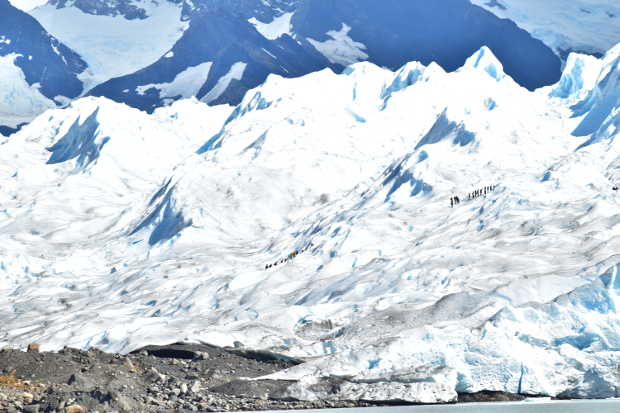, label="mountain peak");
[460,46,505,81]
